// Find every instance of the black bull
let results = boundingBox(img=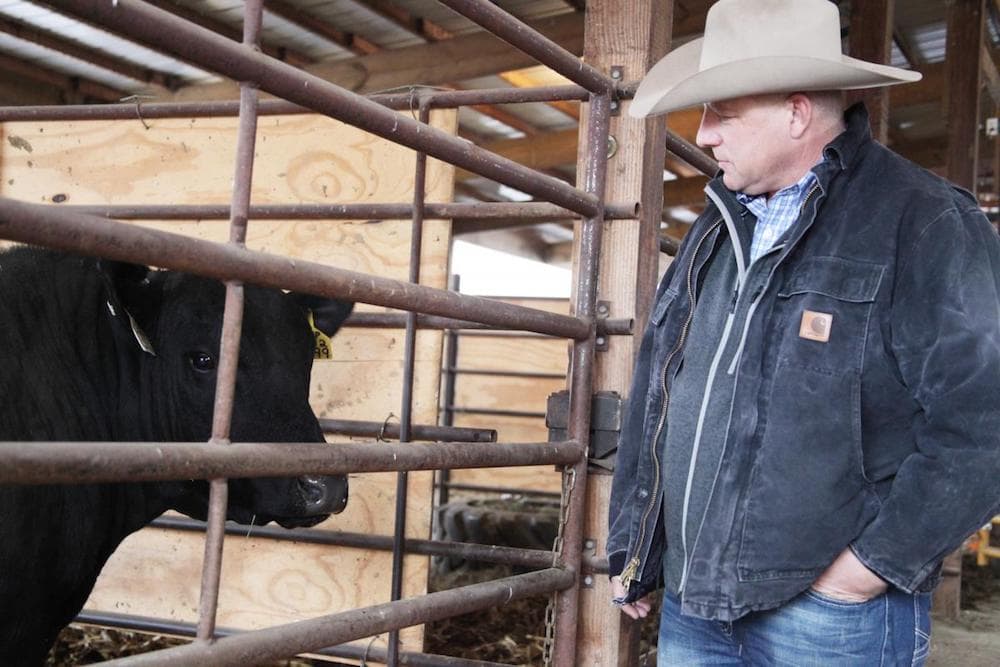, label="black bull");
[0,246,353,665]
